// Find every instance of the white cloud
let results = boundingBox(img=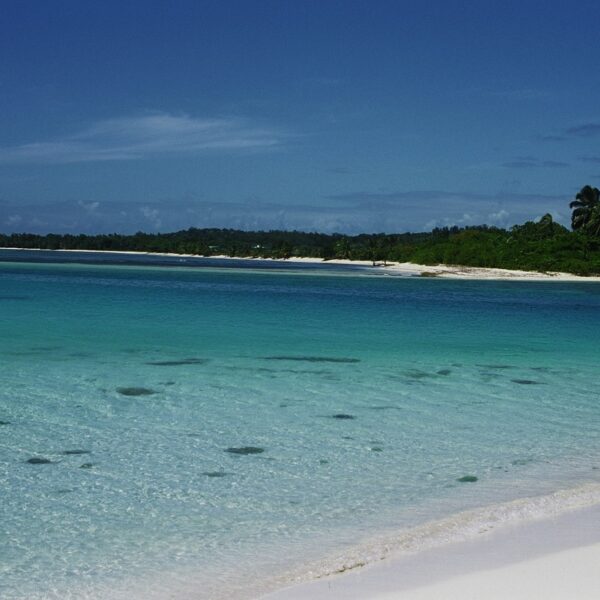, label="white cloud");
[6,214,22,226]
[0,113,283,164]
[78,200,100,213]
[488,209,509,223]
[140,205,162,229]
